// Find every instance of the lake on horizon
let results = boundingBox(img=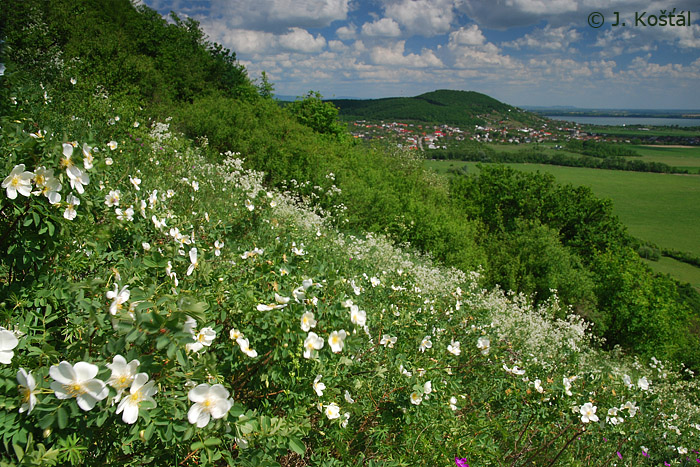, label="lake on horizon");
[545,115,700,127]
